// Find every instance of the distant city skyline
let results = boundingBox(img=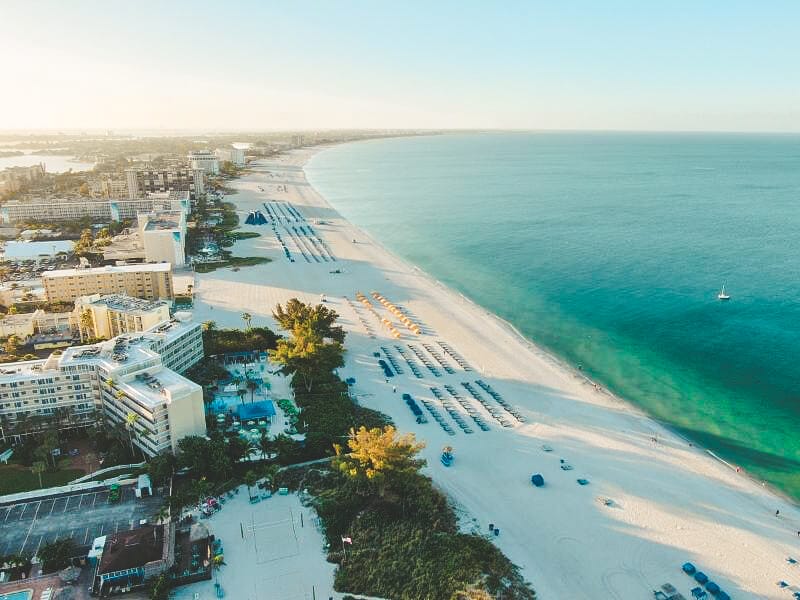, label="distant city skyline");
[2,0,799,132]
